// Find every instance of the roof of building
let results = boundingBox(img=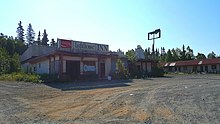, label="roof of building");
[21,44,121,63]
[160,58,220,67]
[23,49,119,64]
